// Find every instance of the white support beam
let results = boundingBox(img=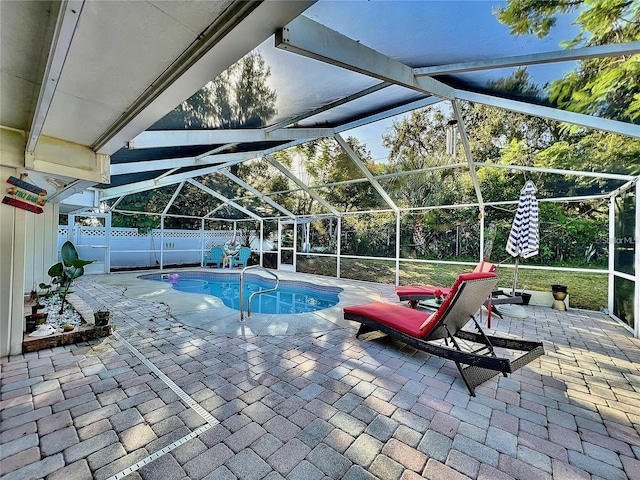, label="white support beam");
[605,176,639,199]
[395,212,400,286]
[186,178,261,221]
[375,164,469,181]
[109,196,125,211]
[162,182,186,216]
[234,162,467,200]
[110,151,258,175]
[391,192,612,214]
[266,82,391,132]
[27,0,84,153]
[219,169,297,219]
[476,162,635,182]
[336,96,443,133]
[264,154,340,216]
[102,163,234,199]
[111,138,312,176]
[104,139,312,199]
[128,128,335,150]
[48,179,97,203]
[334,133,398,214]
[155,167,181,182]
[635,181,640,338]
[415,41,640,76]
[456,90,640,138]
[452,100,484,213]
[276,16,454,100]
[196,143,238,160]
[608,195,615,316]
